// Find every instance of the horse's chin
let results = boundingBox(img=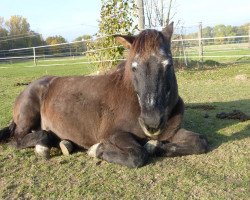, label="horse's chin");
[143,128,161,137]
[138,118,162,137]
